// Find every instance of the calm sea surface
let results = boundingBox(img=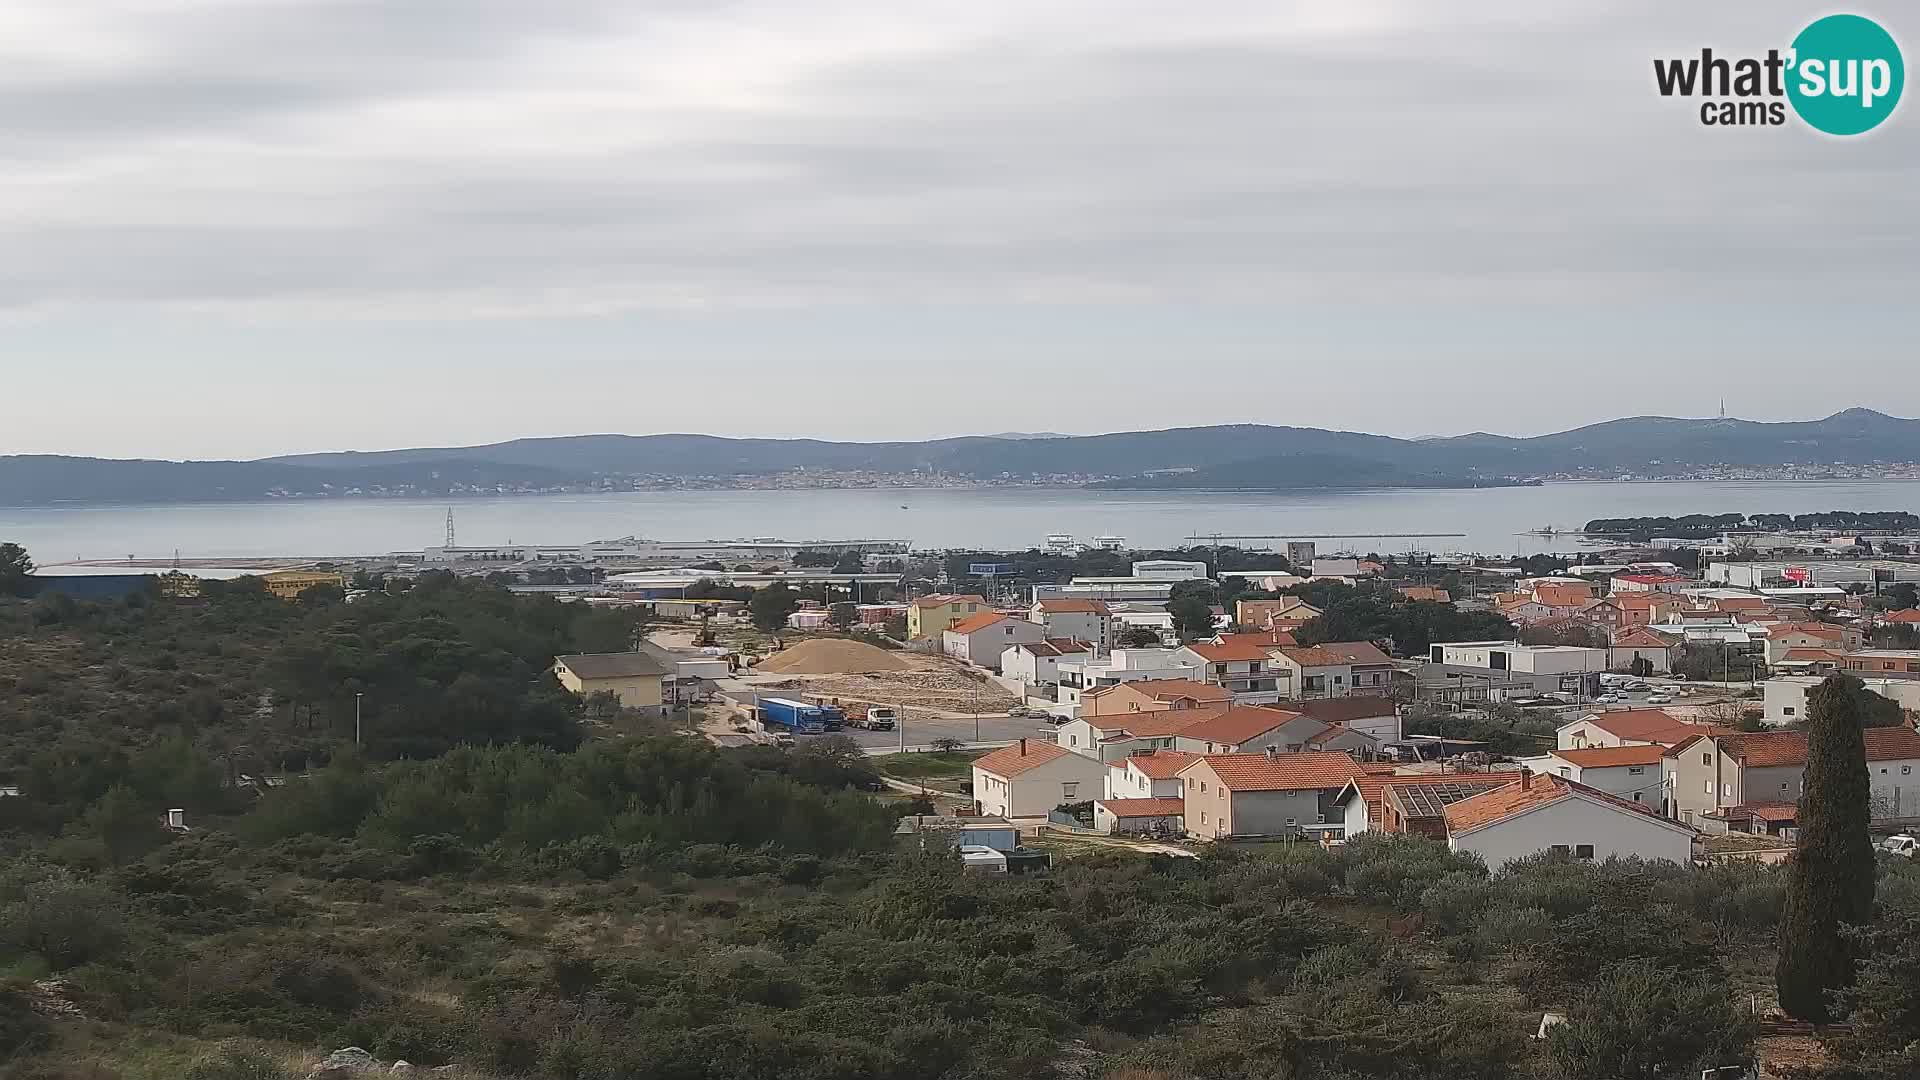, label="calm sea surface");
[7,480,1920,565]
